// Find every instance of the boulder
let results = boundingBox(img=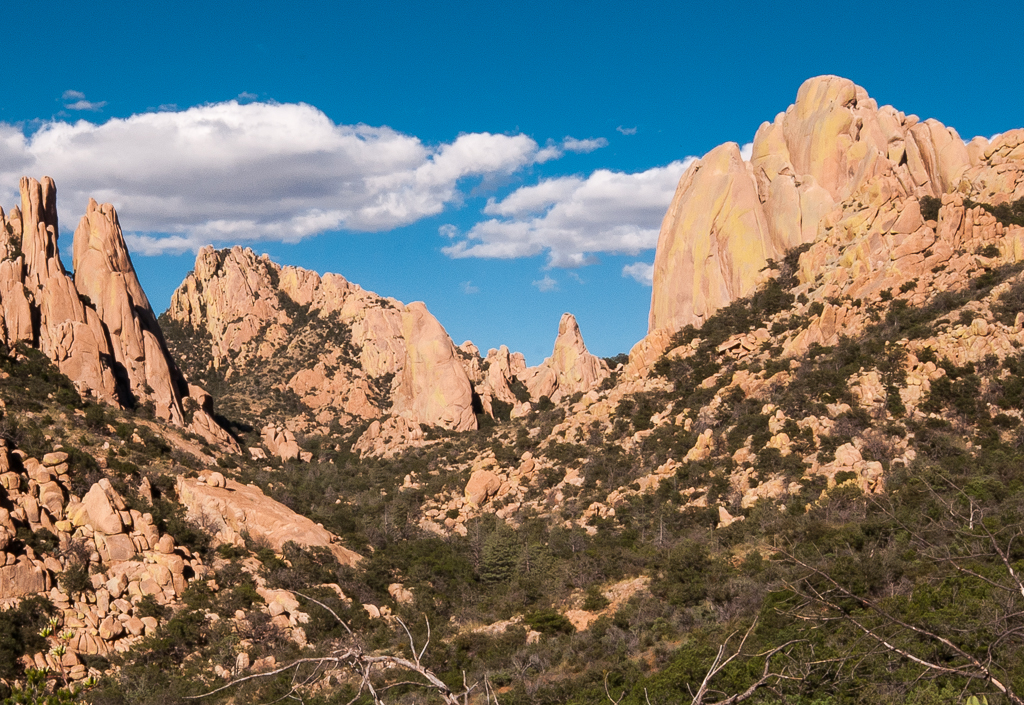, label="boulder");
[176,476,361,567]
[465,469,501,507]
